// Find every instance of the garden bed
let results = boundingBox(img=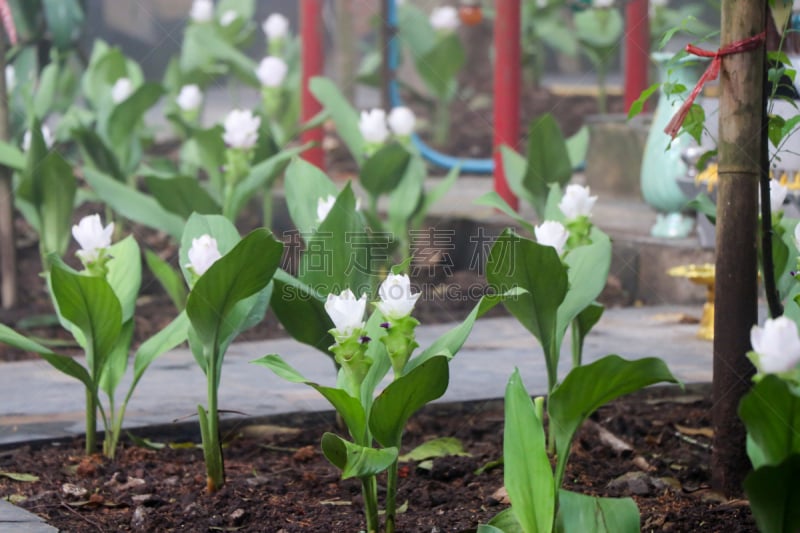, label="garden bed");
[0,384,755,532]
